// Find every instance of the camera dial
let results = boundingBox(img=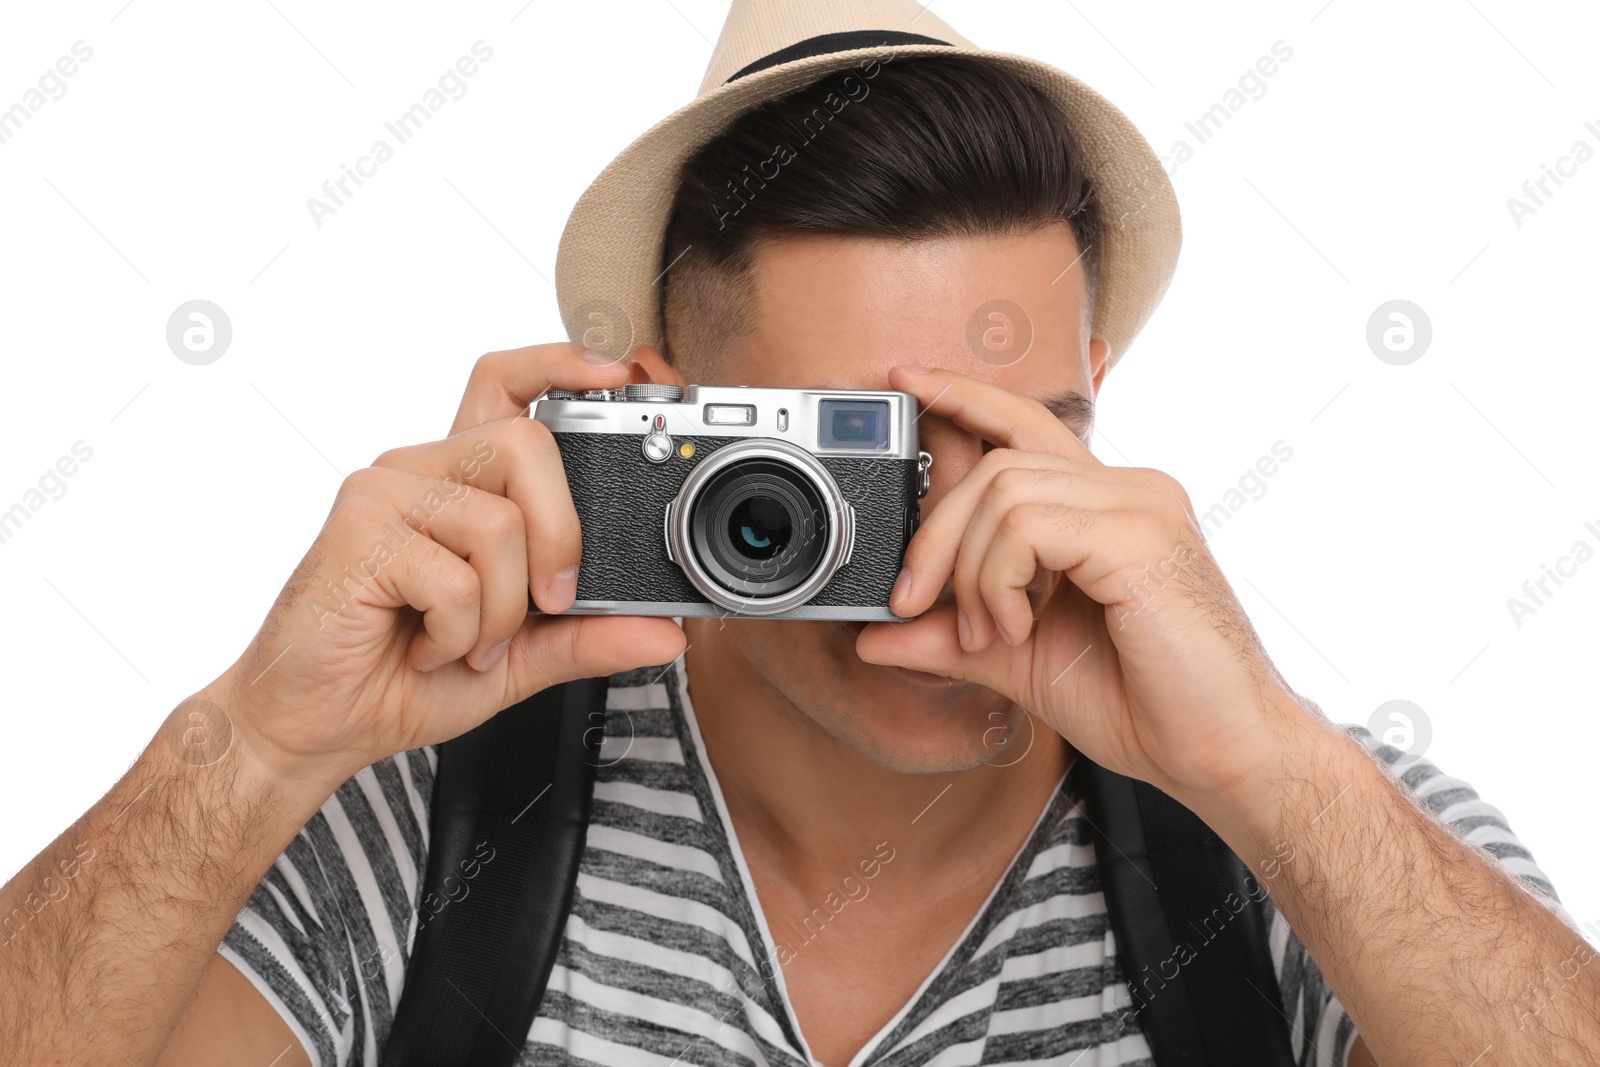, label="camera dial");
[623,383,685,402]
